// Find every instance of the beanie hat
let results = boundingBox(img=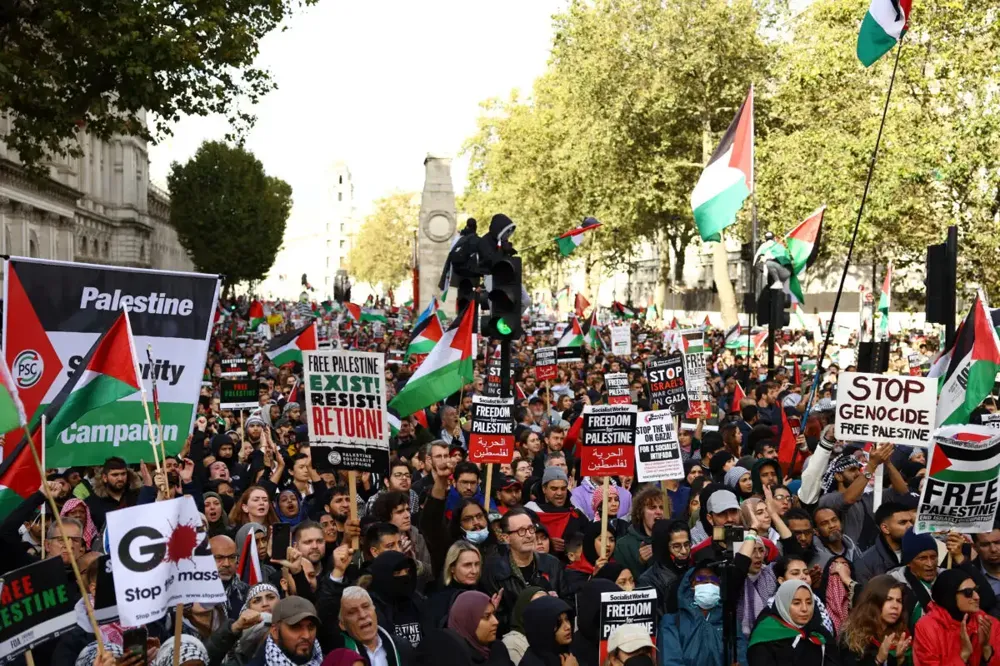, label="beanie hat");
[245,414,265,428]
[724,466,750,491]
[901,528,938,565]
[542,467,569,486]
